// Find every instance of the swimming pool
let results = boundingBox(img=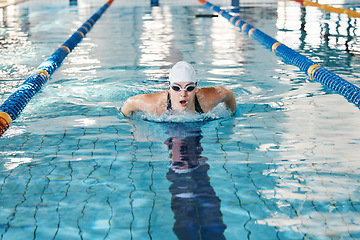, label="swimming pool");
[1,0,360,239]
